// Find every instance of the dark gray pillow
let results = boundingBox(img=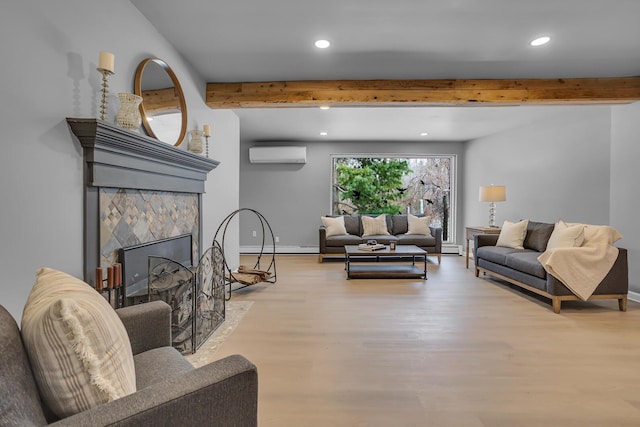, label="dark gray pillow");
[343,215,361,235]
[391,215,408,235]
[523,221,555,252]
